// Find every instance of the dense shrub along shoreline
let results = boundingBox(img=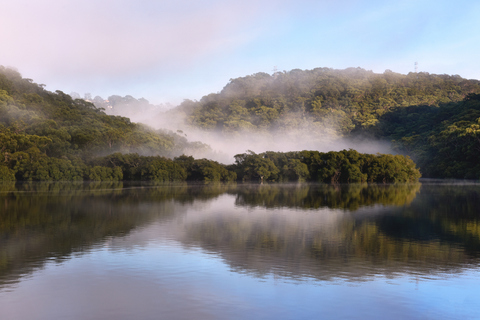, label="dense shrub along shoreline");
[1,149,420,183]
